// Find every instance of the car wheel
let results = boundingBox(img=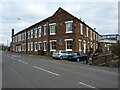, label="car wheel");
[59,56,63,60]
[77,58,80,62]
